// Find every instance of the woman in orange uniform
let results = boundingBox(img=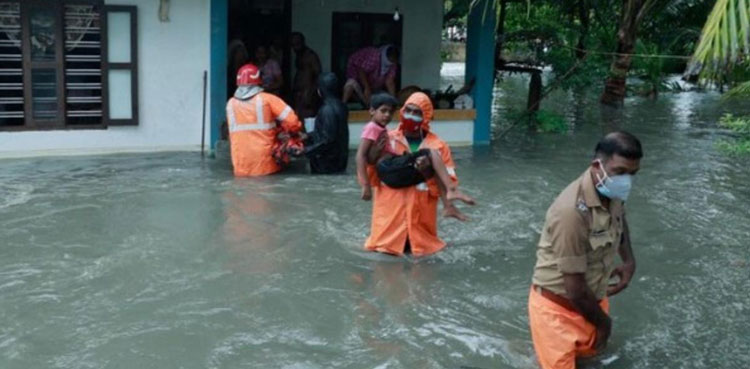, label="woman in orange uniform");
[363,92,469,256]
